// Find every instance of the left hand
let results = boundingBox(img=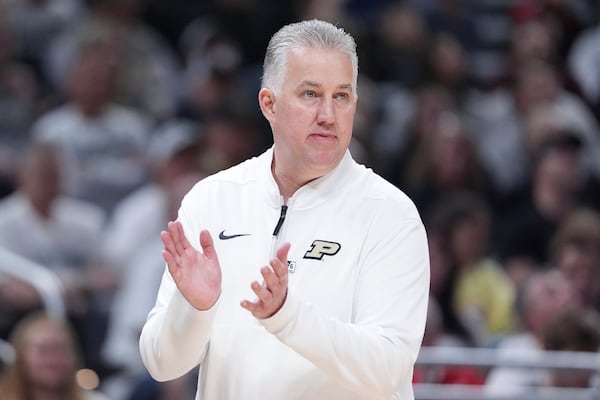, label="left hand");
[241,242,291,319]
